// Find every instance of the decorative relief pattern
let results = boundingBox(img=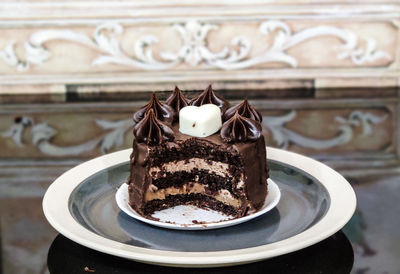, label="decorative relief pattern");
[0,23,178,72]
[2,117,132,156]
[0,20,392,72]
[1,110,387,156]
[160,21,247,67]
[263,110,388,149]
